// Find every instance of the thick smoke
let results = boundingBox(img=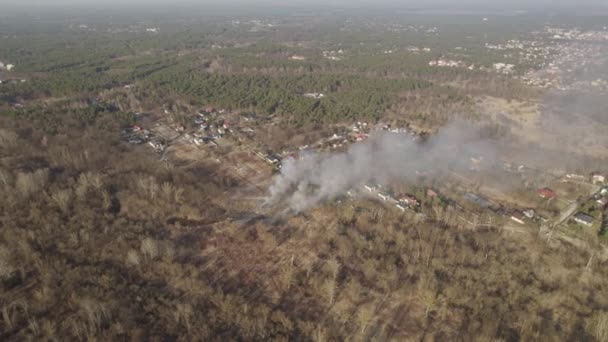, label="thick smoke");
[267,122,500,212]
